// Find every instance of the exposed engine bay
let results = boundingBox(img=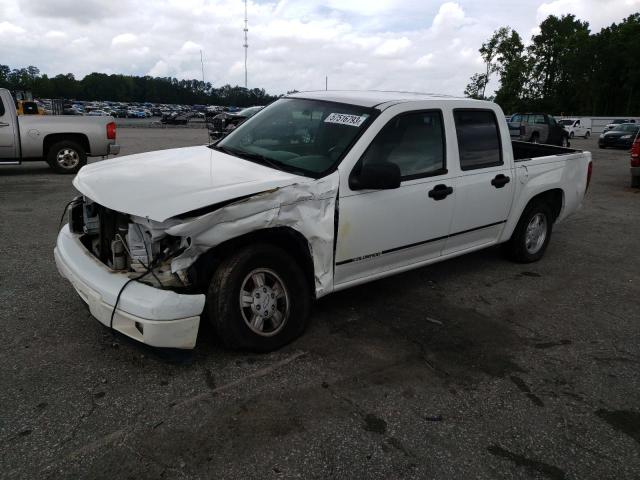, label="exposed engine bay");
[68,196,189,289]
